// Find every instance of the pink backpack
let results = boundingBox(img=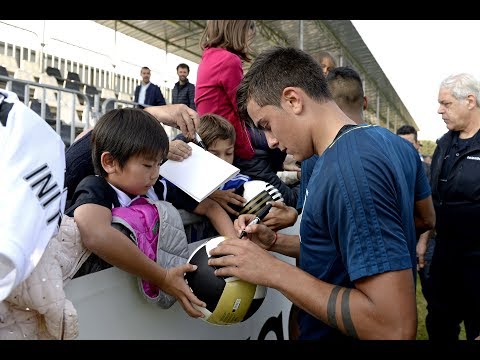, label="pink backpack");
[111,197,189,308]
